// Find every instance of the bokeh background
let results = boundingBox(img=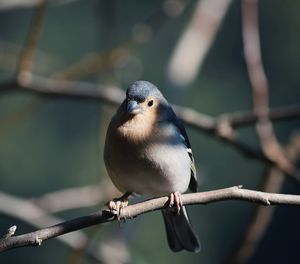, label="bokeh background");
[0,0,300,263]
